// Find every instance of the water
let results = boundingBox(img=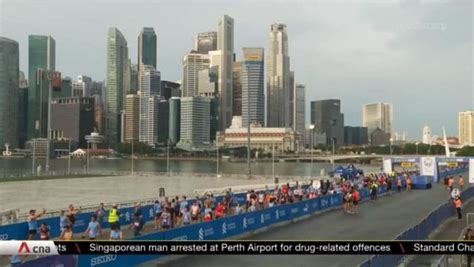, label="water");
[0,159,381,213]
[0,158,380,177]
